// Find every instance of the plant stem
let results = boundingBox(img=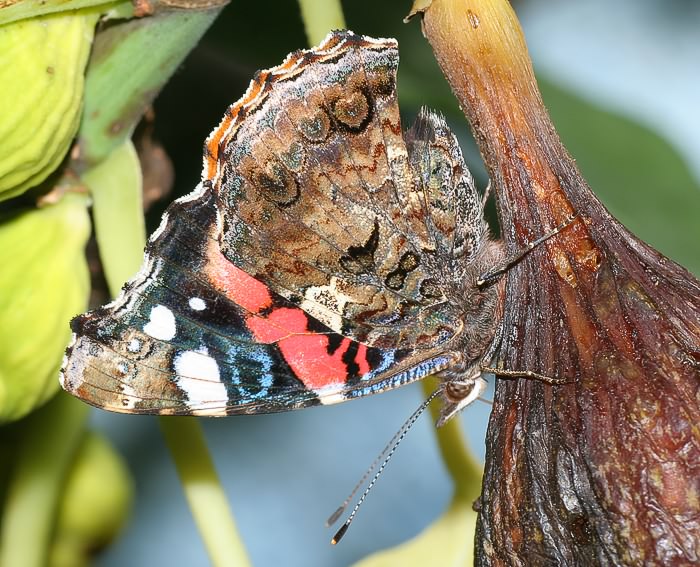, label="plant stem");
[414,0,700,563]
[297,0,346,46]
[421,378,482,503]
[0,394,89,567]
[159,418,251,567]
[78,6,222,169]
